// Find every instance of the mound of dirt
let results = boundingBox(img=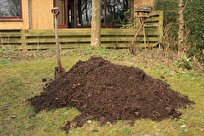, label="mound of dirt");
[29,57,193,131]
